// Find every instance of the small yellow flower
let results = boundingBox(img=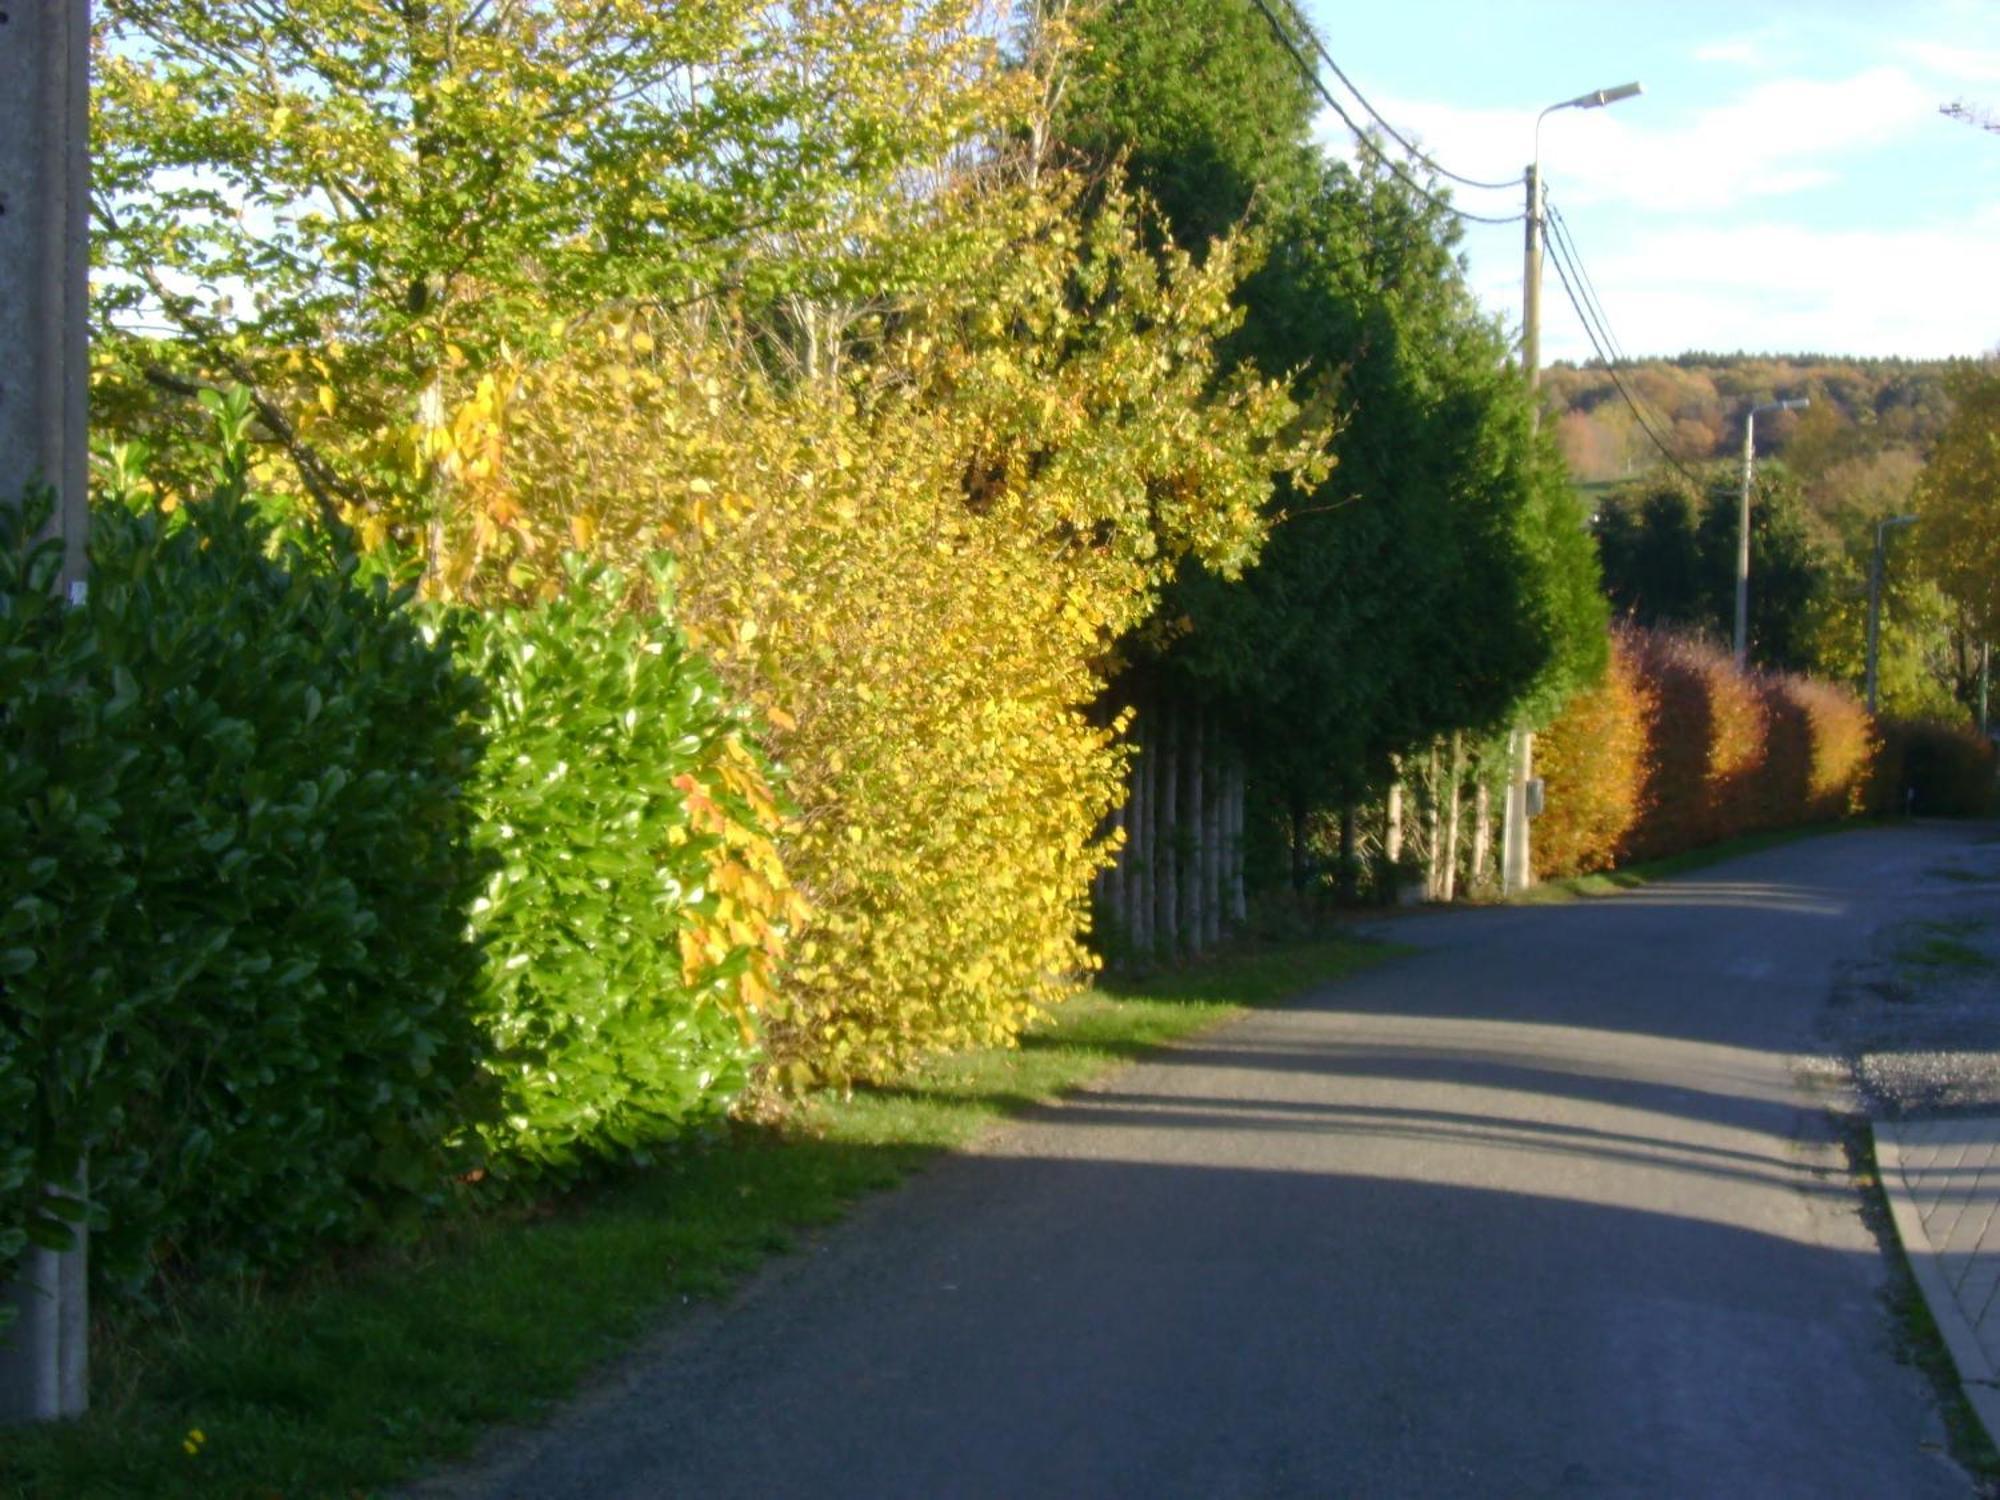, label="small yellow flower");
[182,1428,206,1457]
